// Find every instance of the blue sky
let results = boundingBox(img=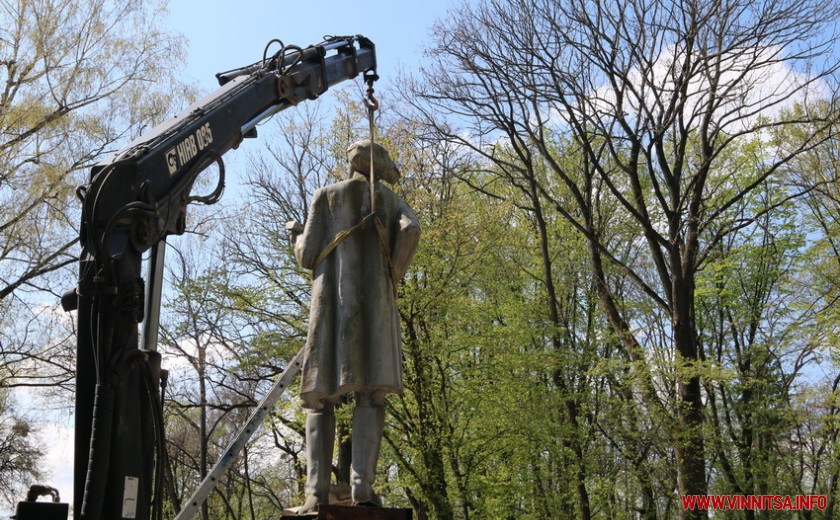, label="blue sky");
[165,0,460,93]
